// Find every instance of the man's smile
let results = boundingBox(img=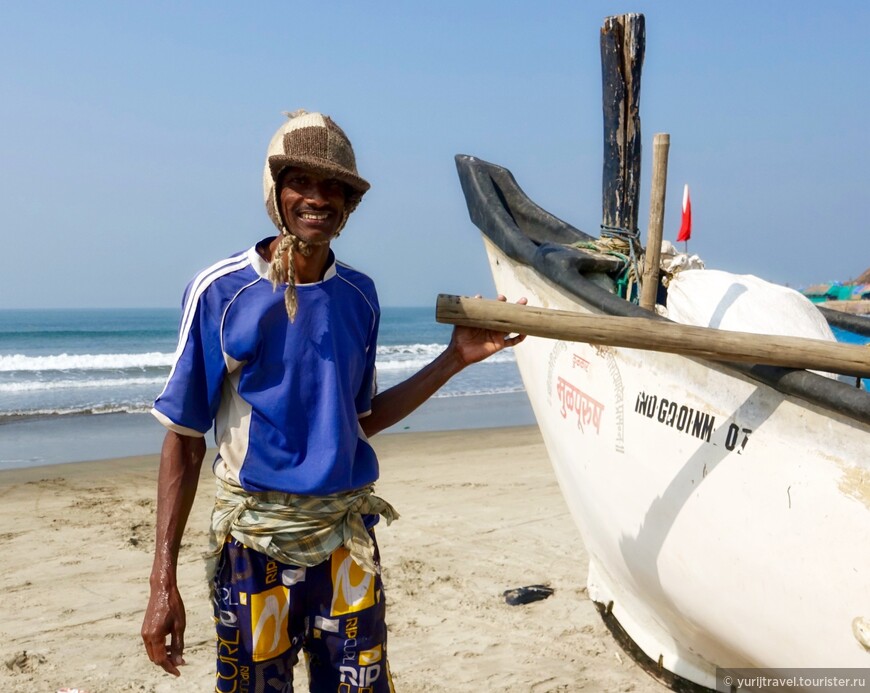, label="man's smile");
[299,210,331,221]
